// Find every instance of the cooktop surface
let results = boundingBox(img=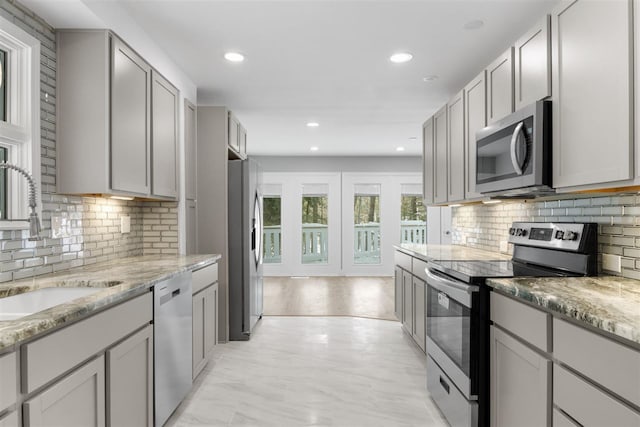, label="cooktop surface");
[430,259,577,284]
